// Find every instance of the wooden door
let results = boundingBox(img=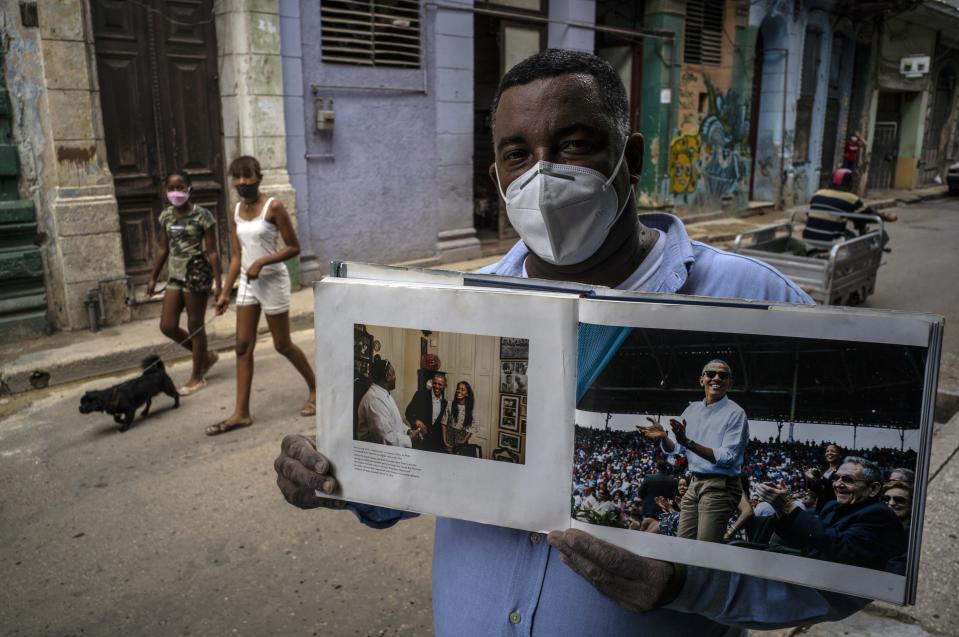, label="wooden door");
[91,0,226,284]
